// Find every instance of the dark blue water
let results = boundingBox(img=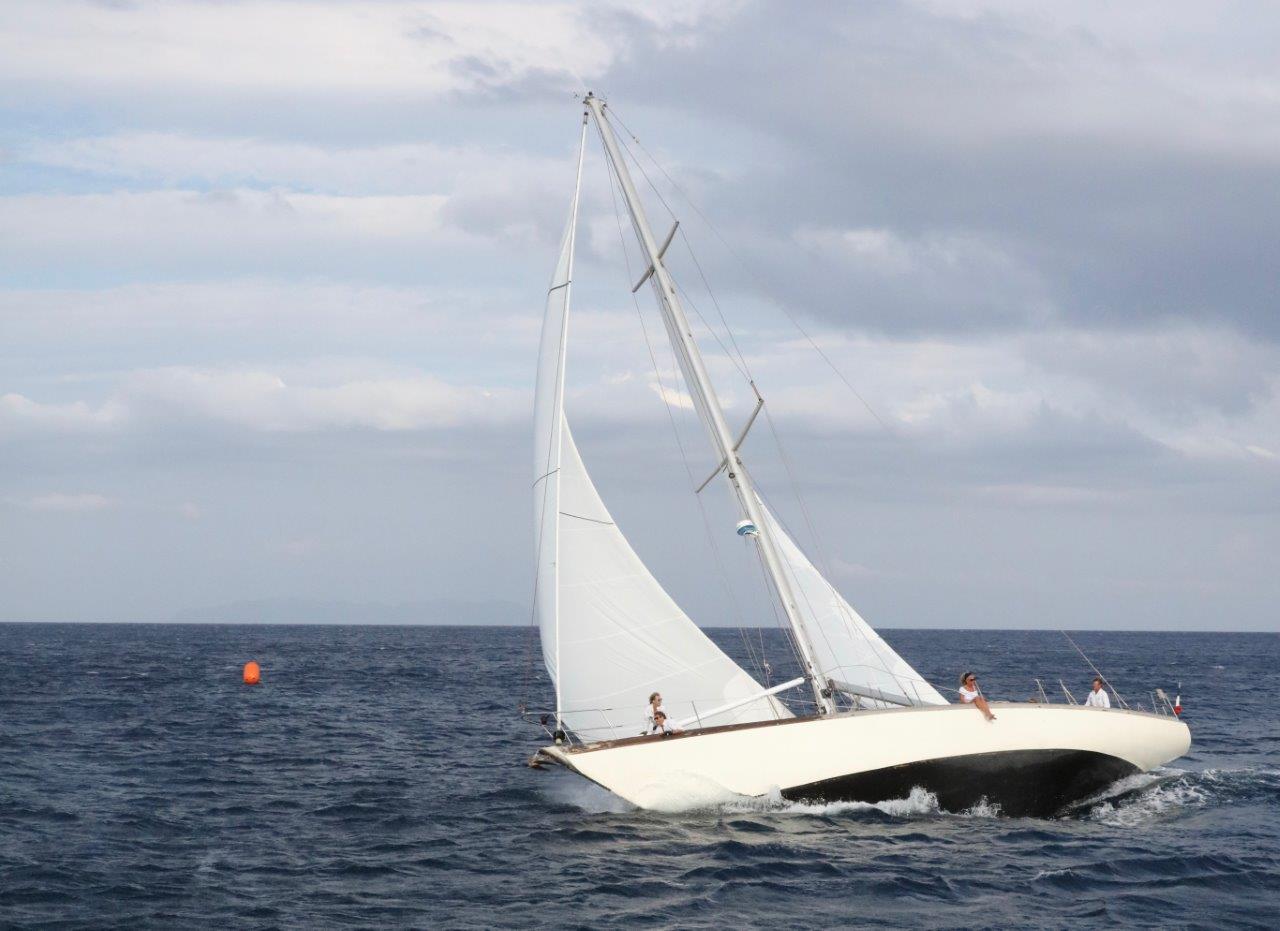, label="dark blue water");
[2,624,1277,929]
